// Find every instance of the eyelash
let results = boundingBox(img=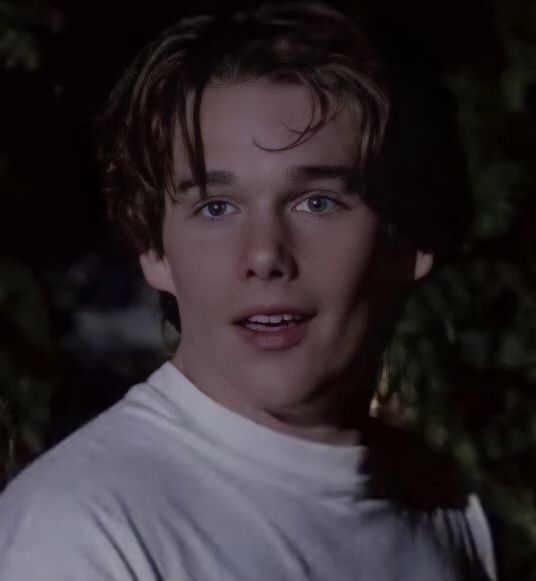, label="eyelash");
[194,194,344,221]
